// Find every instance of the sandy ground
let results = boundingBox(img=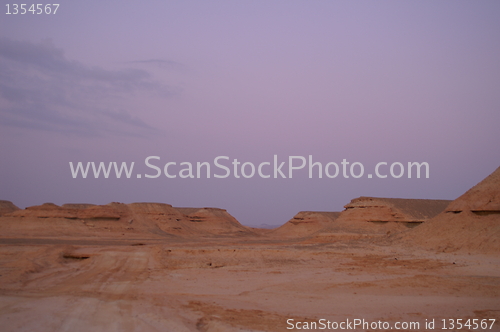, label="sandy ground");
[0,236,498,332]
